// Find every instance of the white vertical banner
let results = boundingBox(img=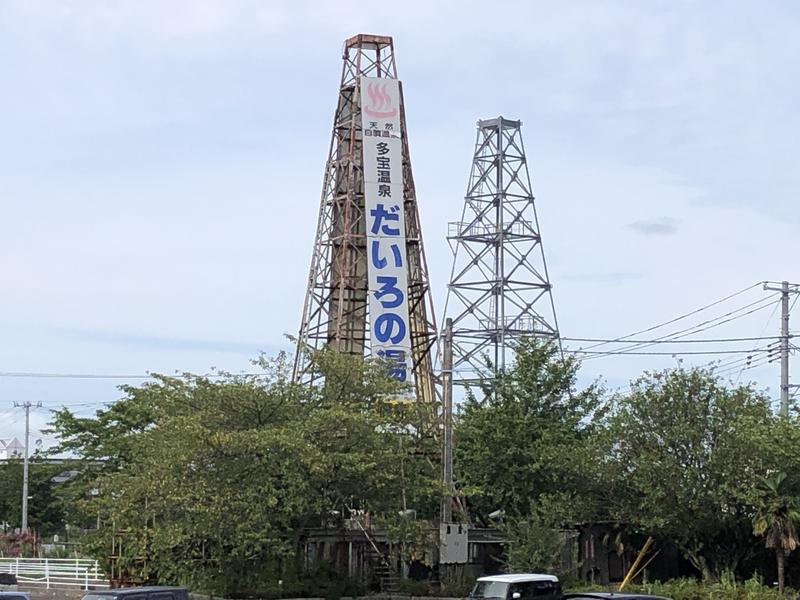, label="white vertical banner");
[360,76,414,387]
